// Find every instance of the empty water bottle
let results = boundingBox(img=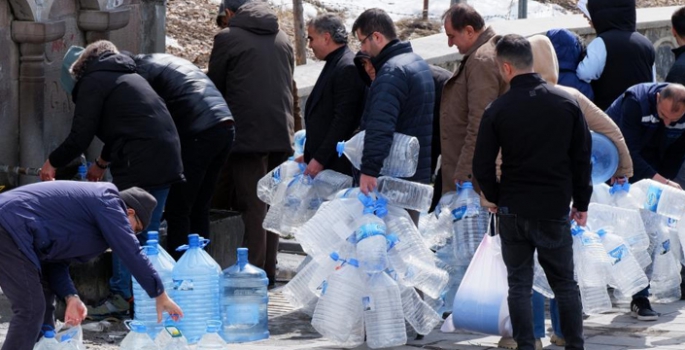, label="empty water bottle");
[532,253,554,298]
[363,272,407,349]
[256,158,303,205]
[172,234,222,344]
[337,131,420,178]
[311,169,353,199]
[221,248,269,343]
[609,181,642,209]
[587,203,651,269]
[294,129,307,157]
[377,176,434,212]
[590,131,619,185]
[655,185,685,220]
[280,175,314,235]
[650,219,682,303]
[355,199,389,273]
[119,321,157,350]
[295,197,364,258]
[282,258,319,313]
[571,226,611,314]
[590,183,612,205]
[34,330,59,350]
[133,245,175,339]
[399,284,441,335]
[197,321,227,349]
[155,321,190,350]
[452,182,488,263]
[307,251,343,295]
[596,229,649,297]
